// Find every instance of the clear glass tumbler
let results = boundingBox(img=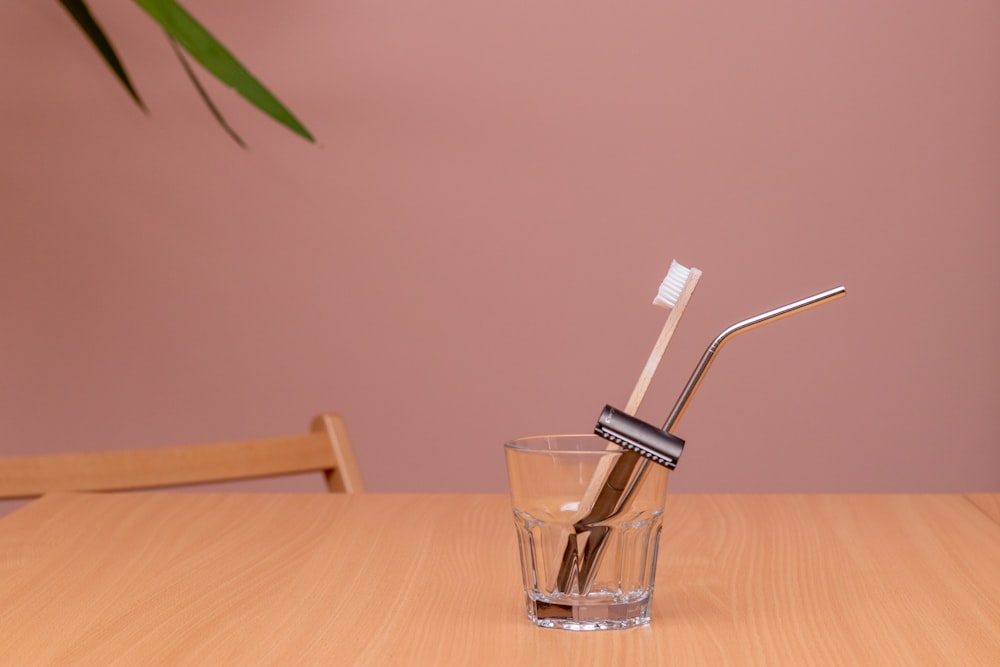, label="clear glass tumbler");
[504,434,670,630]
